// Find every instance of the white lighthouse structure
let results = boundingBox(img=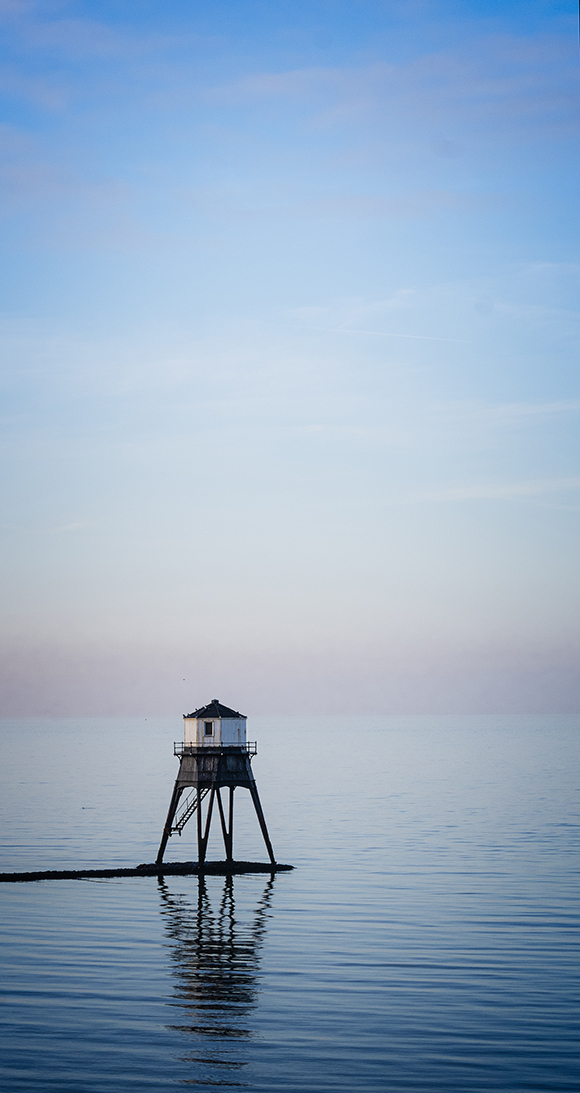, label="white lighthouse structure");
[156,700,276,868]
[183,700,247,748]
